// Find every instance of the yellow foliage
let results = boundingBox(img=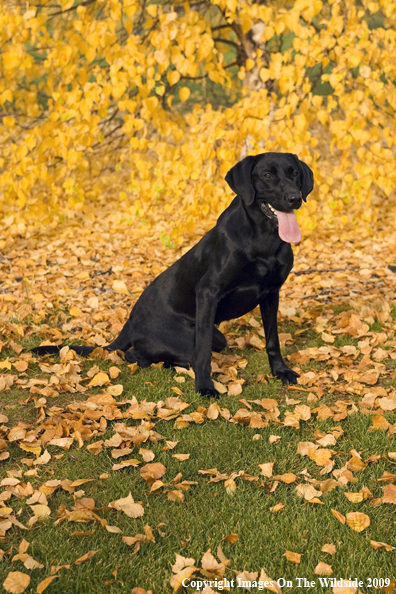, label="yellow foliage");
[0,0,395,241]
